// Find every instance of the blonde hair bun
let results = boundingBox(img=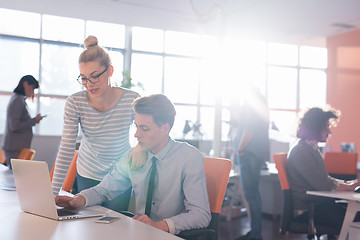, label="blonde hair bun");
[84,35,98,49]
